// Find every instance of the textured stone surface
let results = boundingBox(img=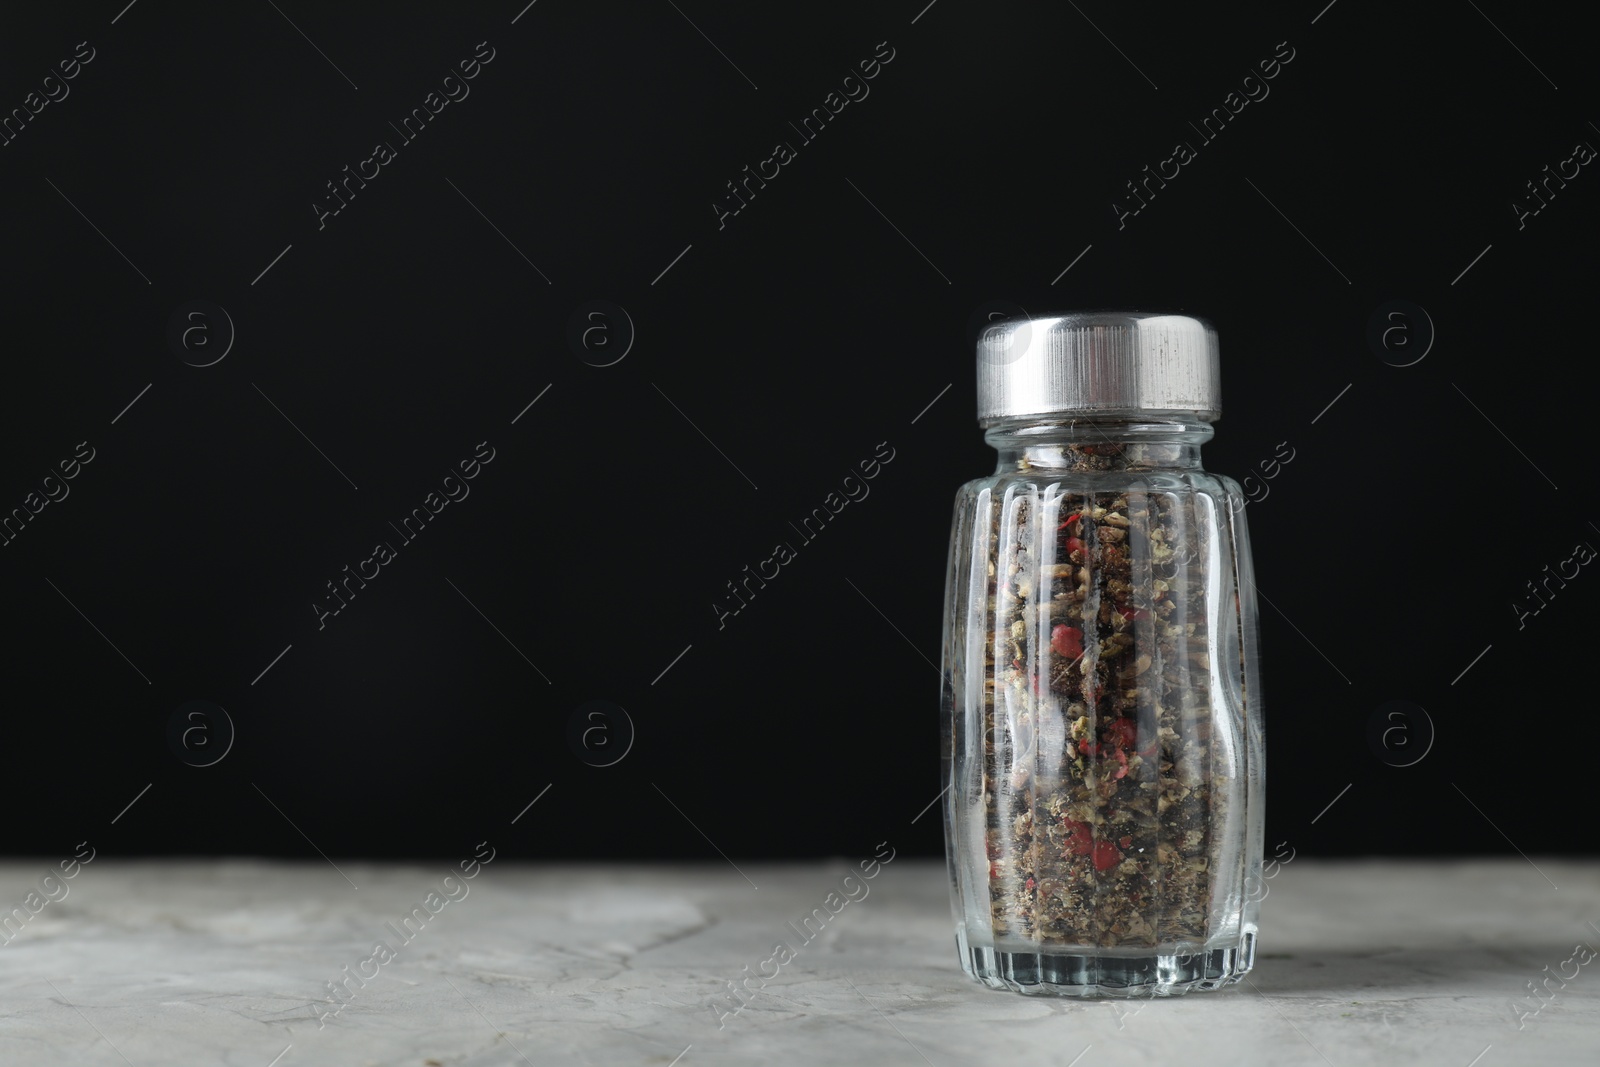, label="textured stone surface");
[0,858,1595,1065]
